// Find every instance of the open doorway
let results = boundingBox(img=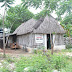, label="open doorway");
[47,34,51,49]
[12,34,17,42]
